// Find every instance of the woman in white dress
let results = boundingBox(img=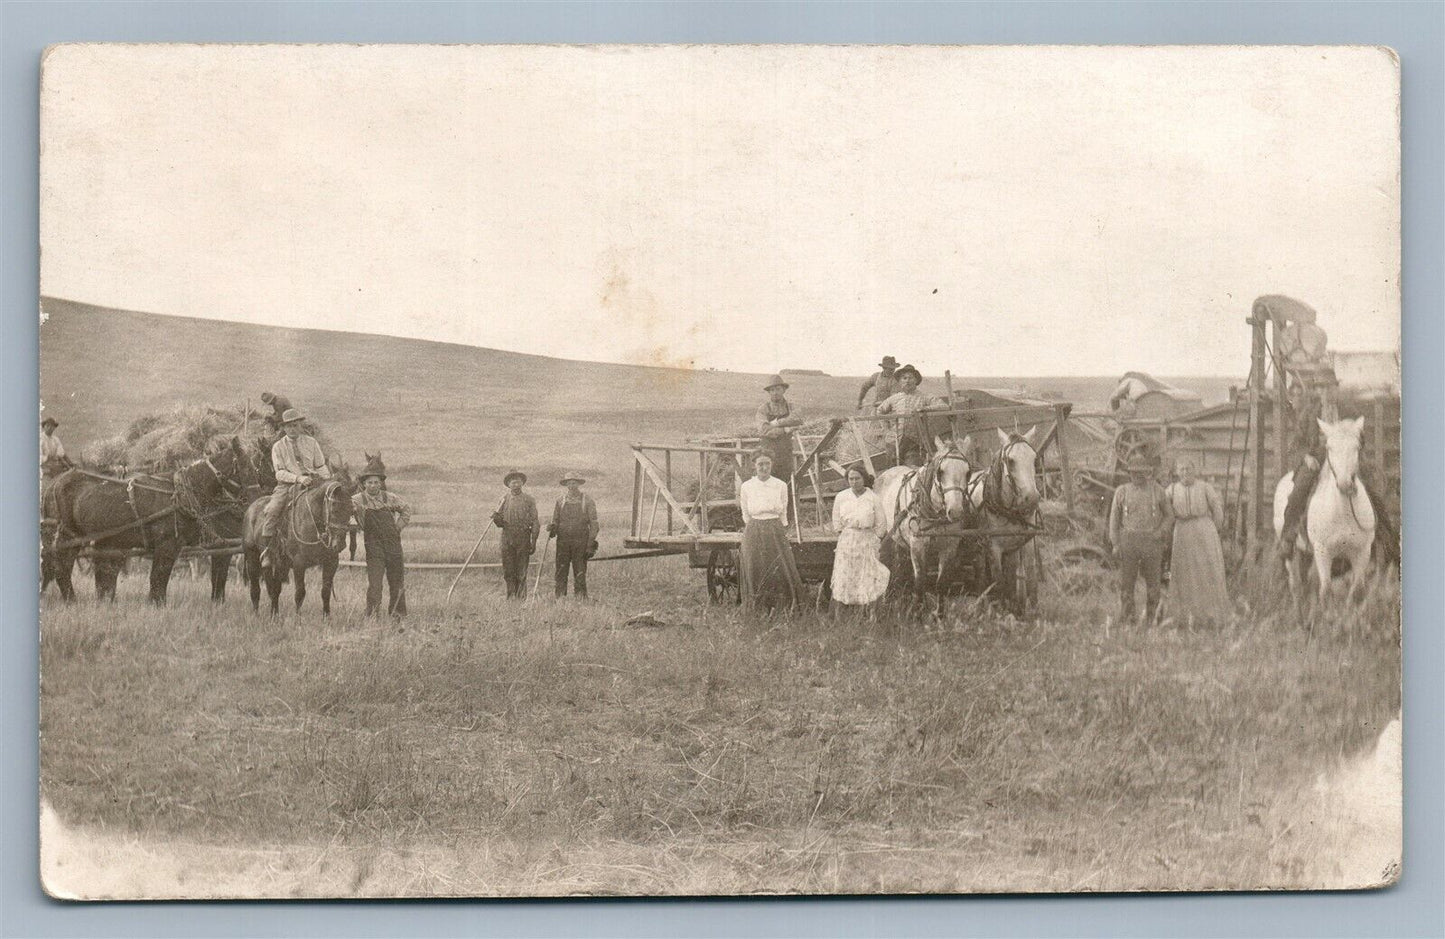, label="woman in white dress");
[738,453,805,610]
[830,467,890,614]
